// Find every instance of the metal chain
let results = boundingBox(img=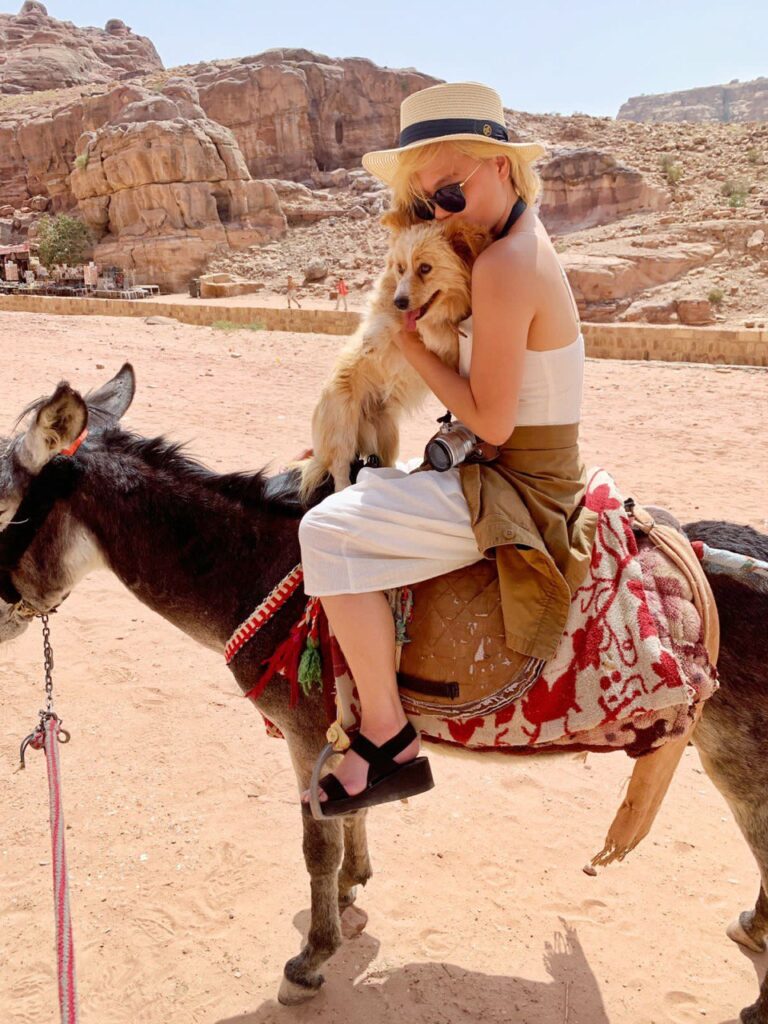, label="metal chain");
[41,613,54,714]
